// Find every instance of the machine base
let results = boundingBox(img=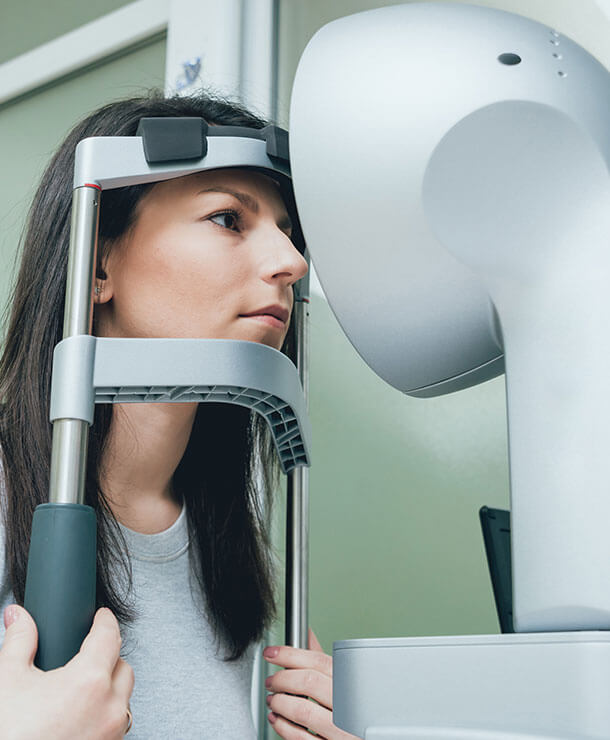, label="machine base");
[333,633,610,739]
